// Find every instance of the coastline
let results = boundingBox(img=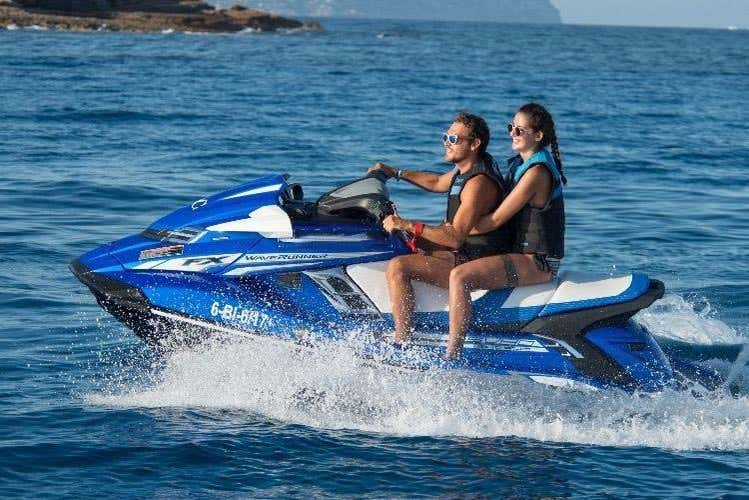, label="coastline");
[0,1,321,33]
